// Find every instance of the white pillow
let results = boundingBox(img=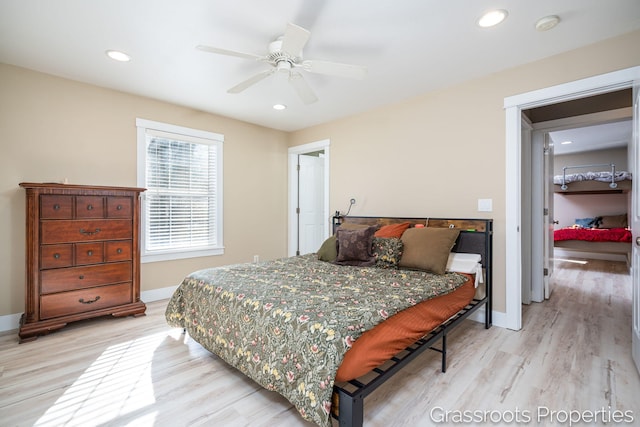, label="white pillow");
[446,253,483,287]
